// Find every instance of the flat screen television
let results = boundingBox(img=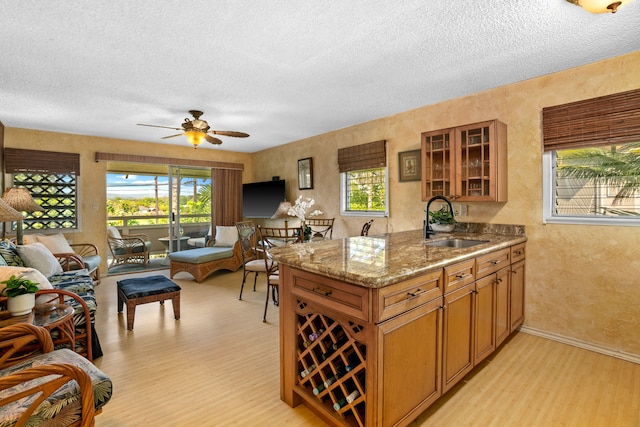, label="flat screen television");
[242,179,286,218]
